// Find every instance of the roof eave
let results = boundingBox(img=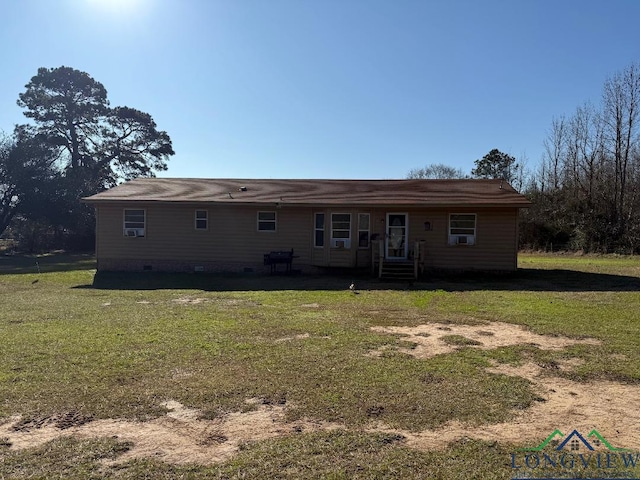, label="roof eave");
[81,198,532,208]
